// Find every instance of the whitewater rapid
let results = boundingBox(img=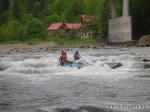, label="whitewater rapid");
[0,47,150,112]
